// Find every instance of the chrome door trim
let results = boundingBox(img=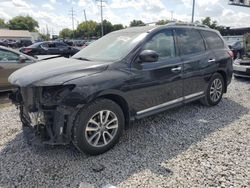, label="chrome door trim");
[184,91,204,100]
[136,97,183,115]
[136,91,204,115]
